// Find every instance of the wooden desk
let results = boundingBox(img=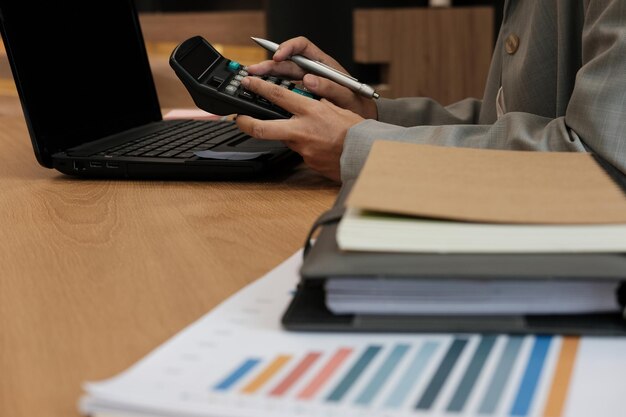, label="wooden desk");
[0,114,339,417]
